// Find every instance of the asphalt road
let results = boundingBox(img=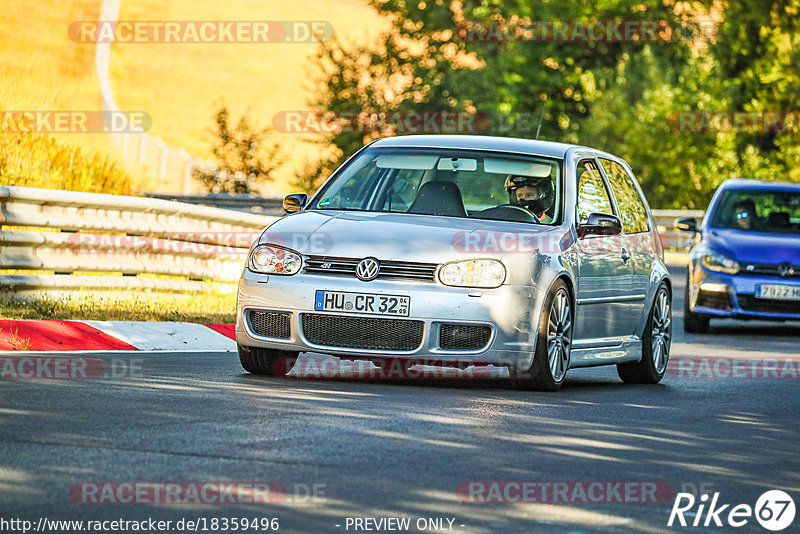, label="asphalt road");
[2,267,799,533]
